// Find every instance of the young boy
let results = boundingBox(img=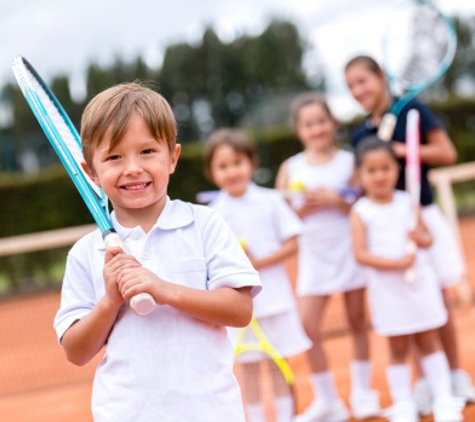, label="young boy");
[54,82,261,421]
